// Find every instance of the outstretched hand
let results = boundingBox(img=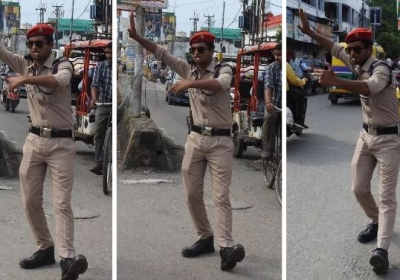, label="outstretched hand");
[297,9,312,36]
[6,75,24,92]
[128,11,137,39]
[168,80,192,95]
[313,63,336,86]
